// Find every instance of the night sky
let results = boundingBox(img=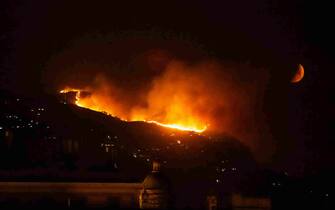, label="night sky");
[0,0,334,175]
